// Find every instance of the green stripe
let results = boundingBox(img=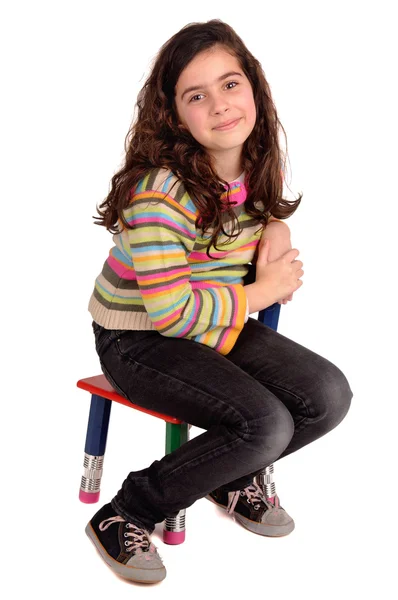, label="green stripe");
[102,261,138,290]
